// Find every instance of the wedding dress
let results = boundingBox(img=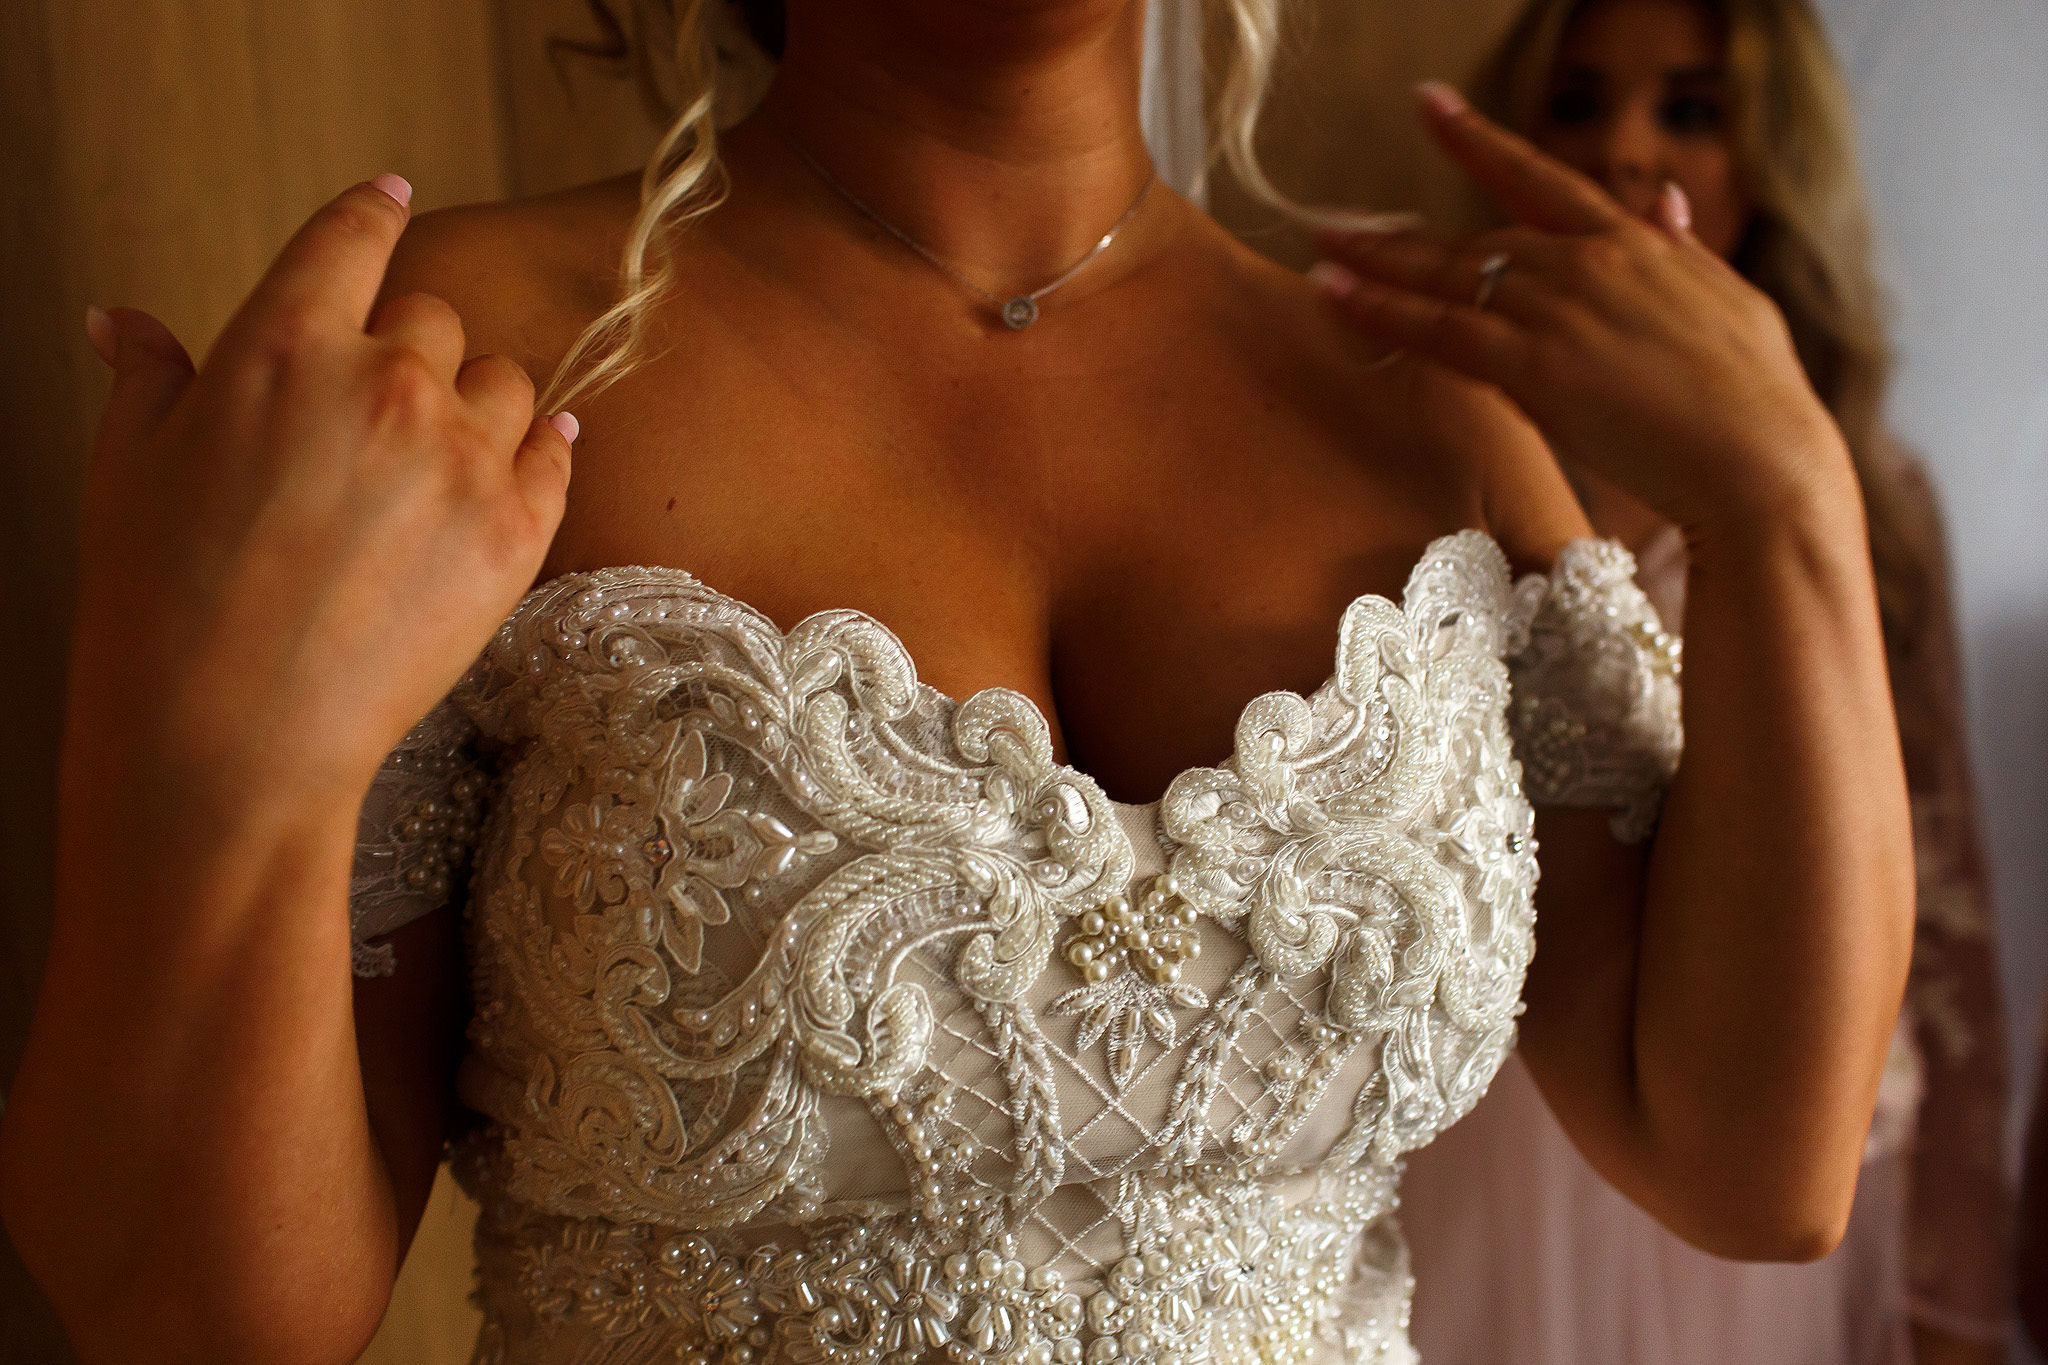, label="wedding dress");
[347,530,1683,1365]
